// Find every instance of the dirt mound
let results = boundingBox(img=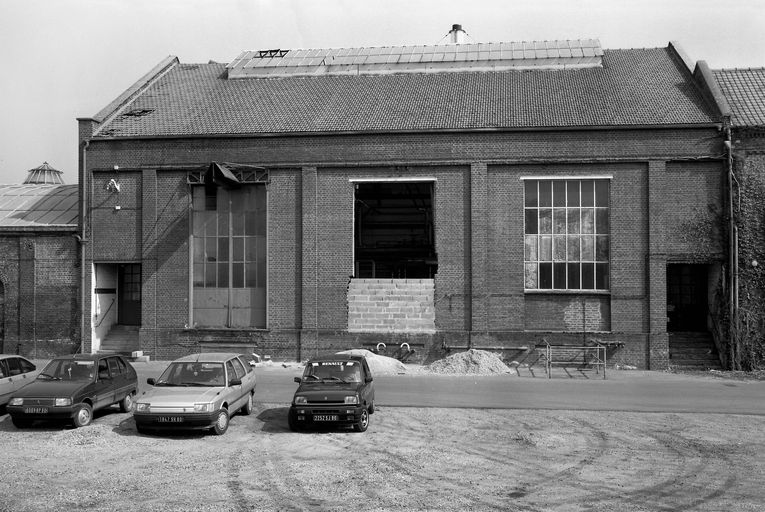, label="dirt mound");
[335,349,408,375]
[425,349,513,375]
